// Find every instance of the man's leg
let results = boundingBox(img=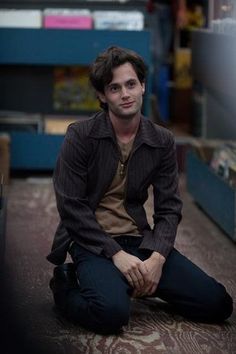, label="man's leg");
[126,241,232,323]
[153,249,233,323]
[51,243,132,334]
